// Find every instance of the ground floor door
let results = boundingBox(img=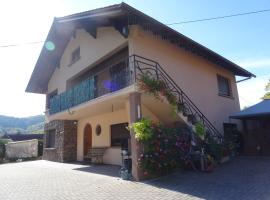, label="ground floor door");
[84,124,92,156]
[242,118,270,156]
